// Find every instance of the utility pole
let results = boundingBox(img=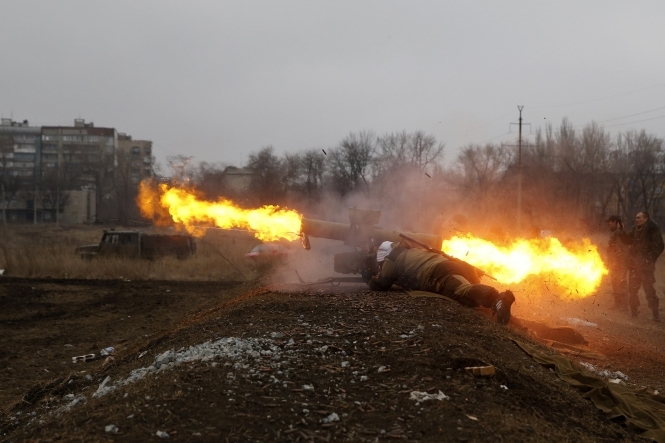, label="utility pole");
[509,106,530,235]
